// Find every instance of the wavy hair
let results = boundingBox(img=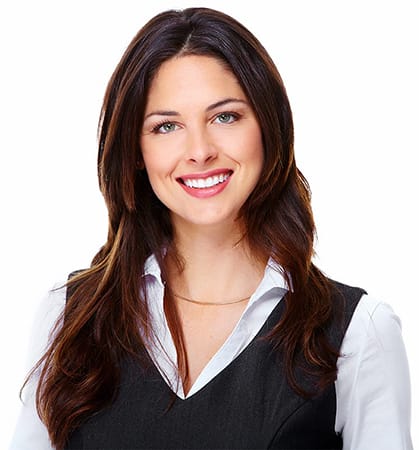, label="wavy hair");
[27,8,338,449]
